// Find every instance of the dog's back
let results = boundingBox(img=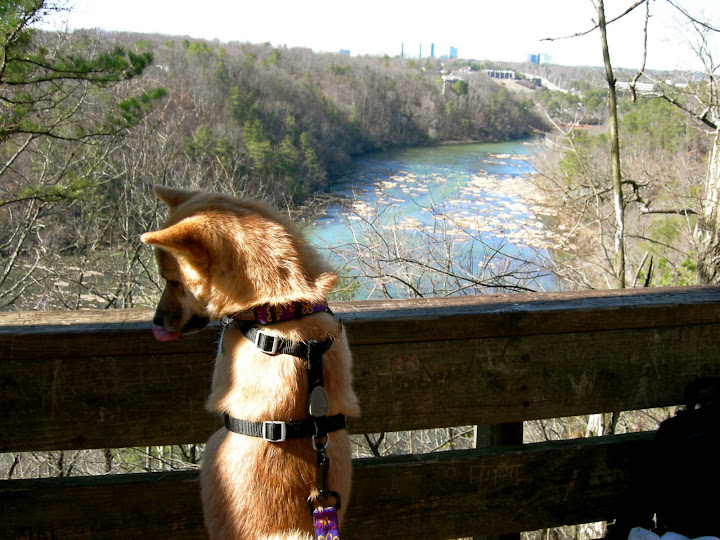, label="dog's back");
[202,314,357,539]
[141,187,359,540]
